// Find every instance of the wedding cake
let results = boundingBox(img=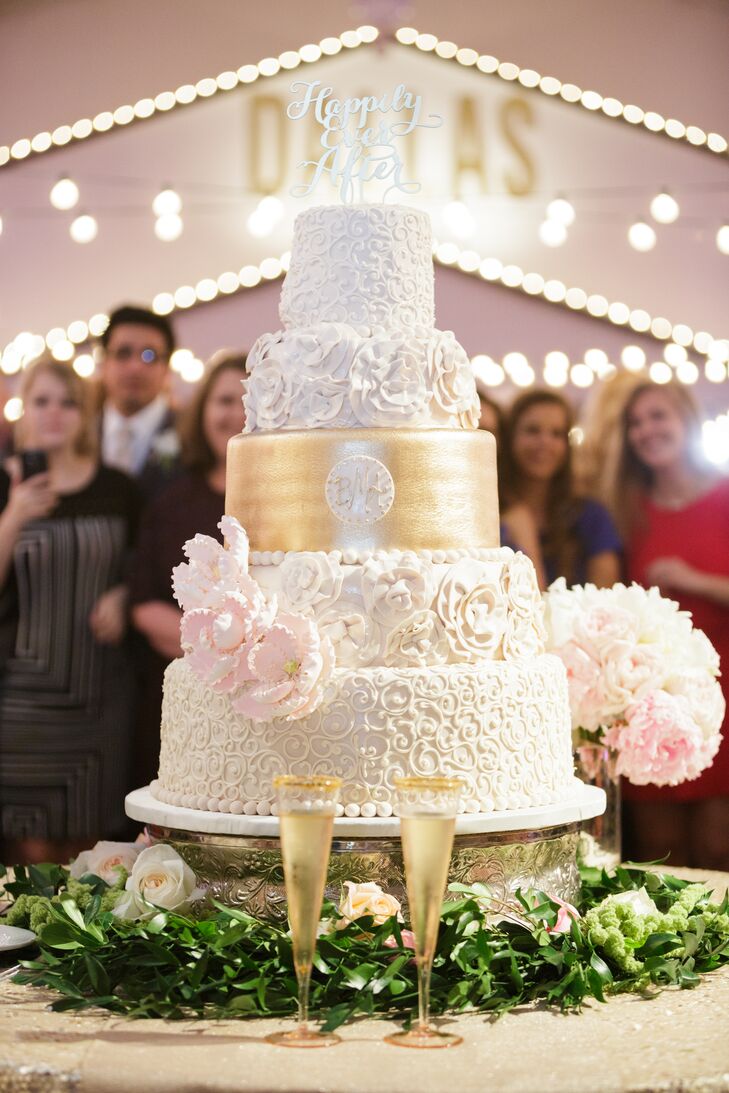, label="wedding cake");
[150,204,577,819]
